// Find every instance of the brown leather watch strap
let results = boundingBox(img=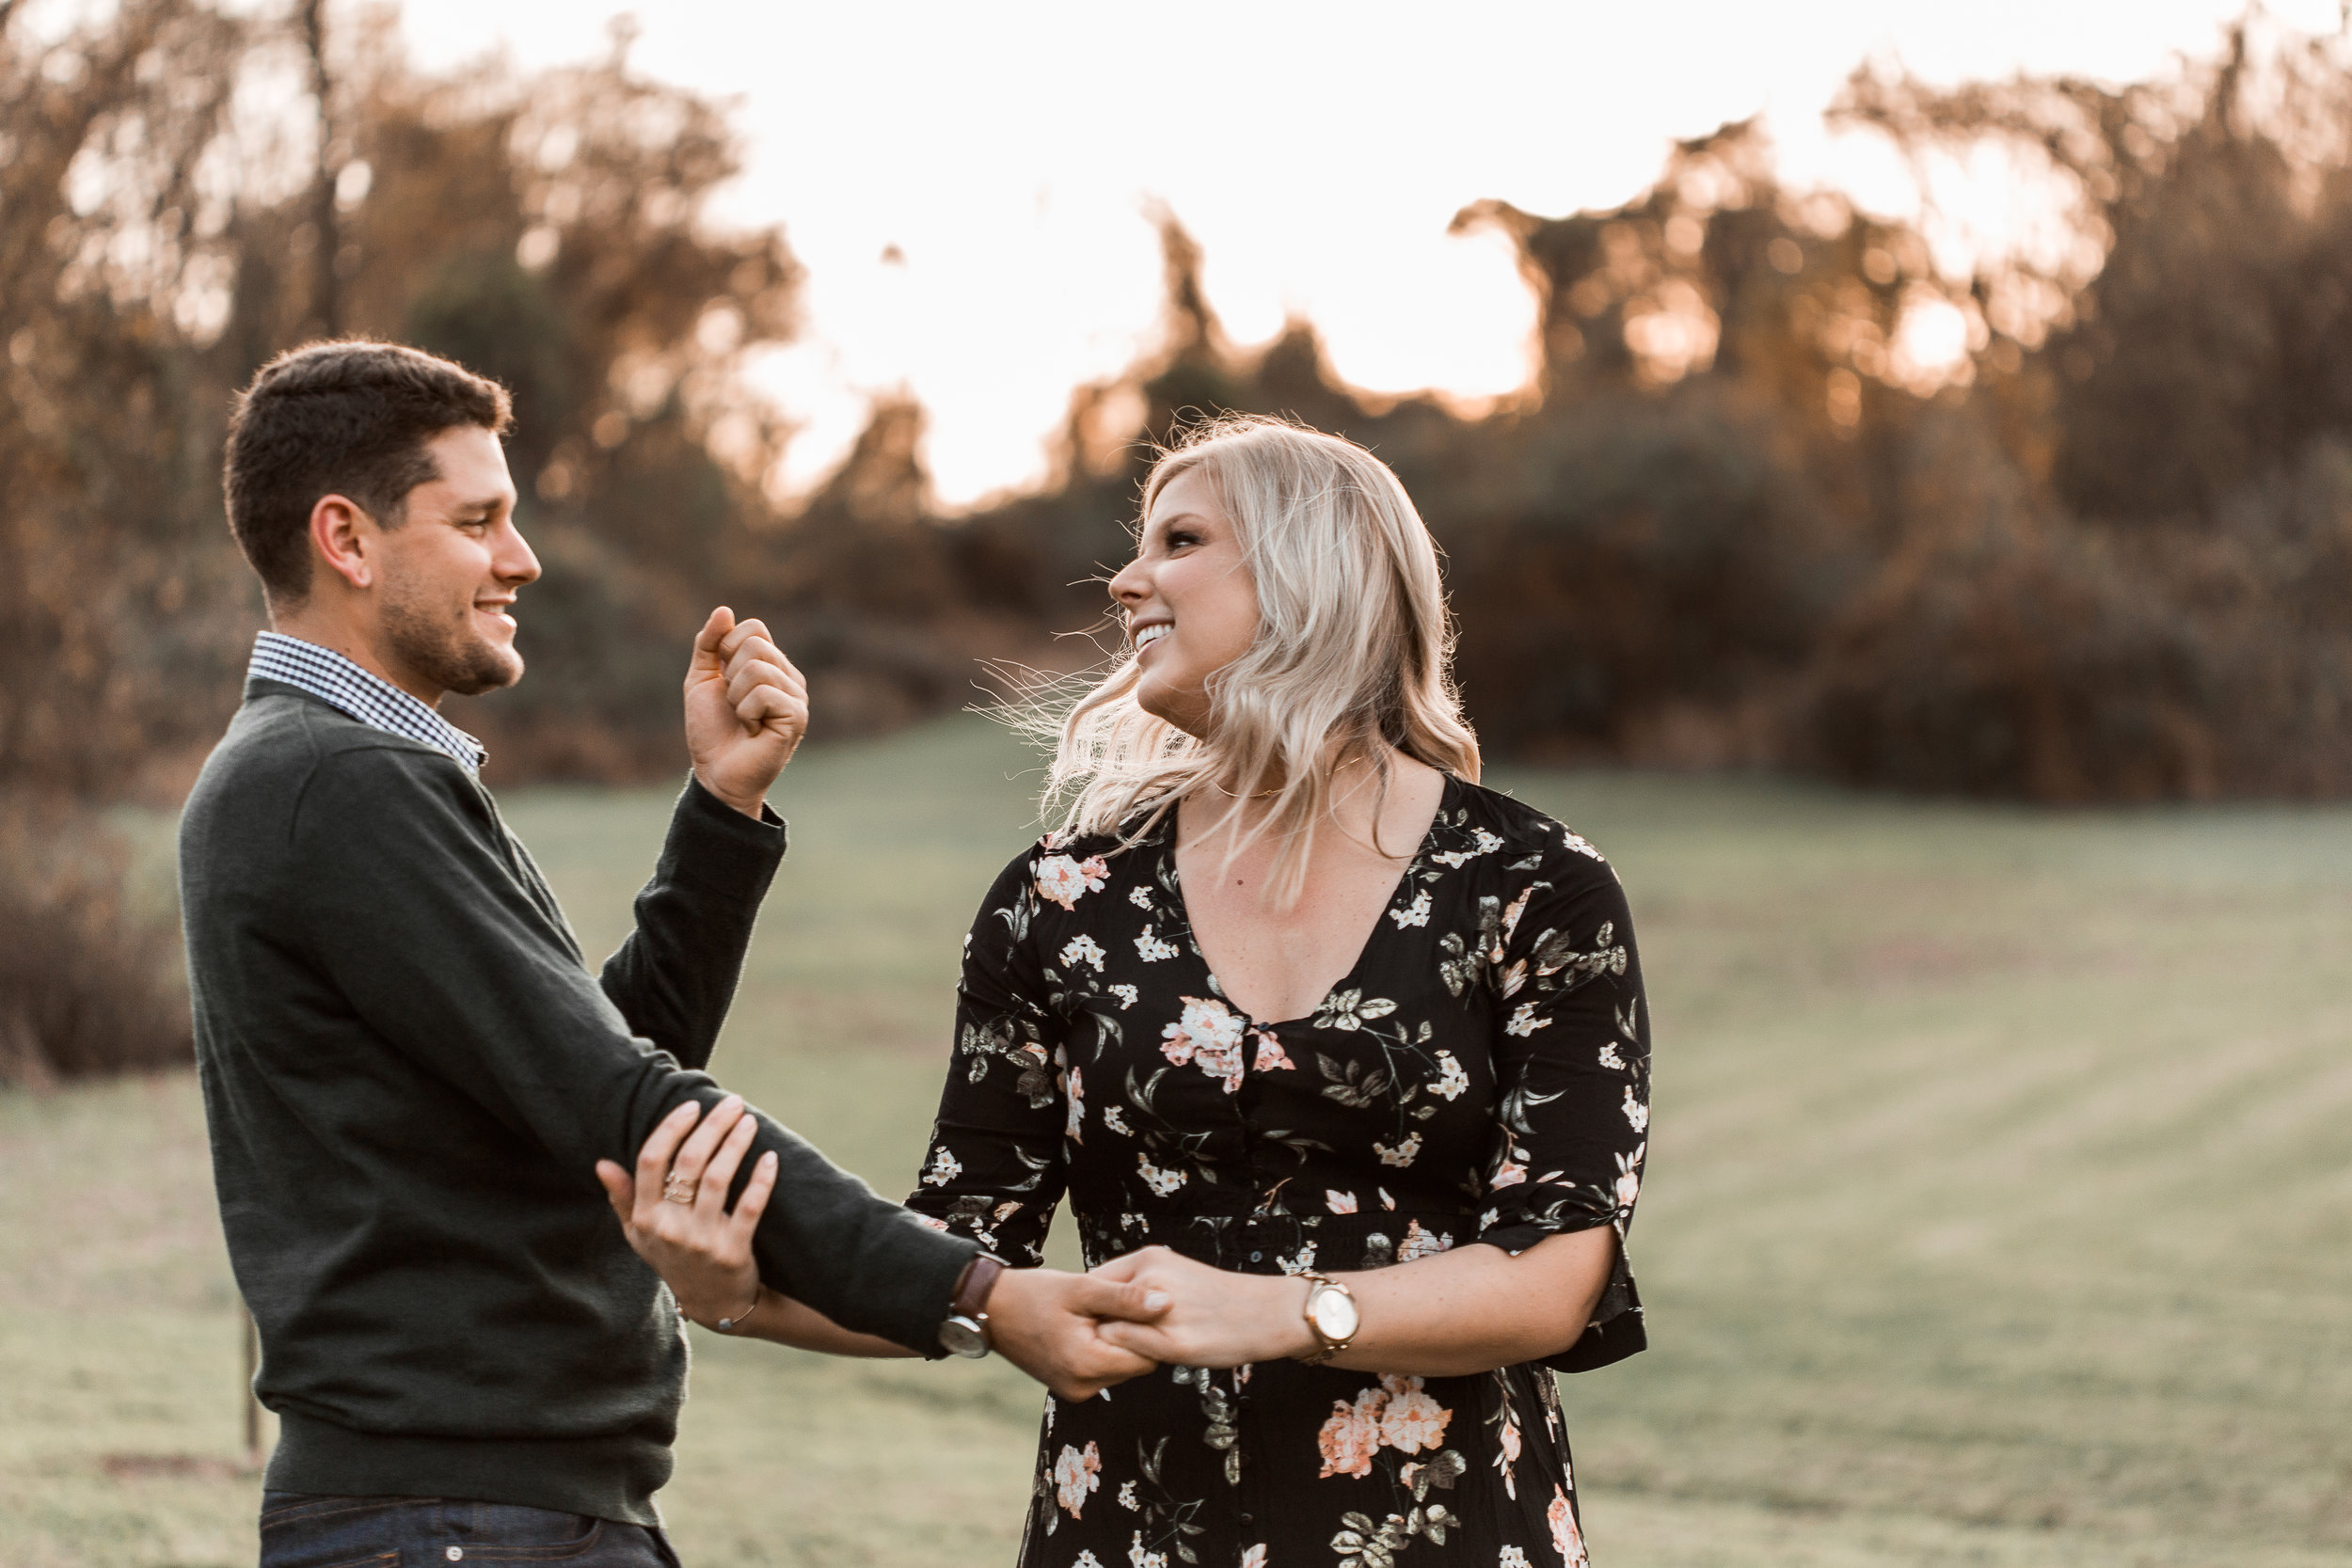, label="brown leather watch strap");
[950,1253,1007,1321]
